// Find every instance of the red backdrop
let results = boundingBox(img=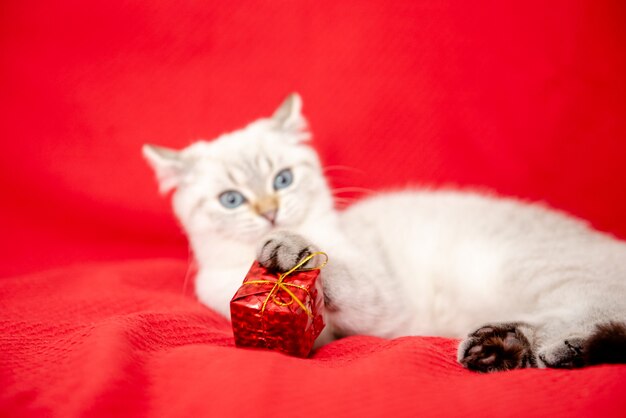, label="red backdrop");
[1,1,625,417]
